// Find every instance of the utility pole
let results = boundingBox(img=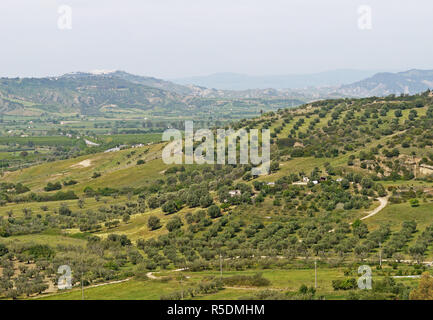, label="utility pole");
[180,274,184,300]
[219,254,223,280]
[314,260,317,289]
[379,242,382,267]
[81,272,84,300]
